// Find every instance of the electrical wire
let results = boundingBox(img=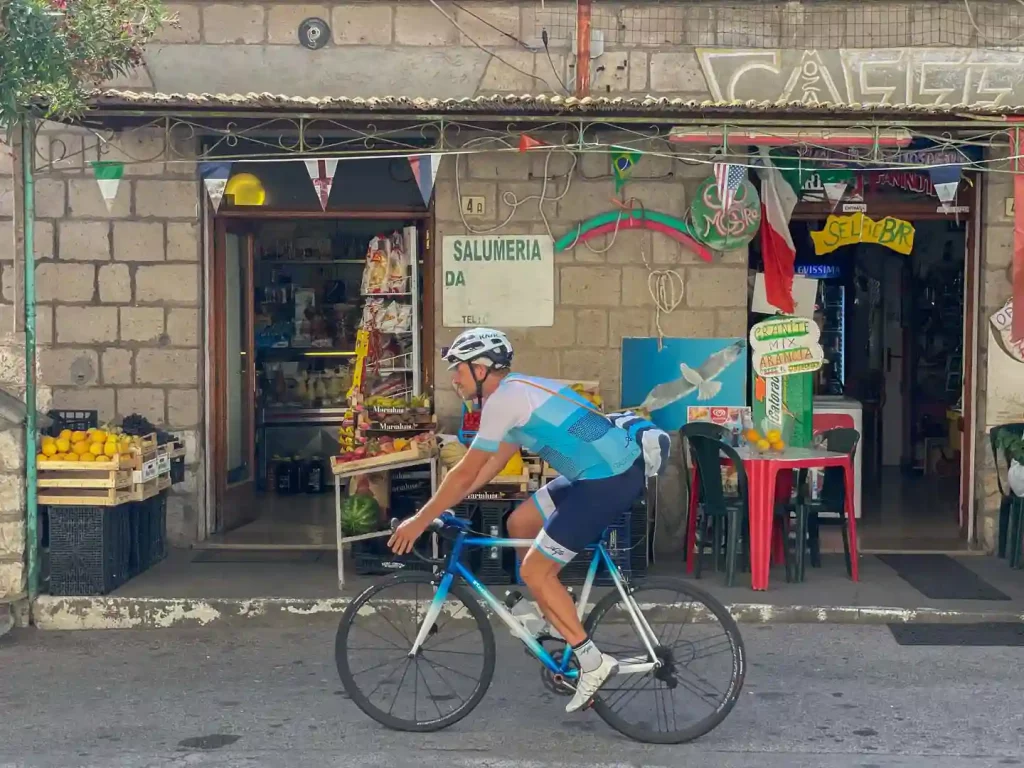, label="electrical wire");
[425,0,562,94]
